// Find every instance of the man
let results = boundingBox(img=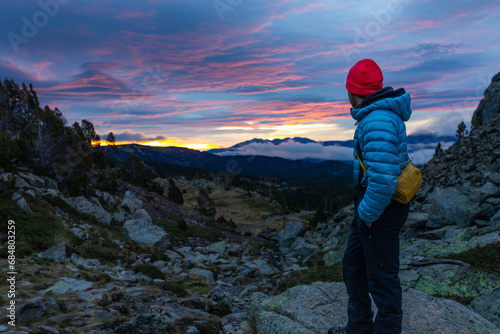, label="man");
[328,59,412,334]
